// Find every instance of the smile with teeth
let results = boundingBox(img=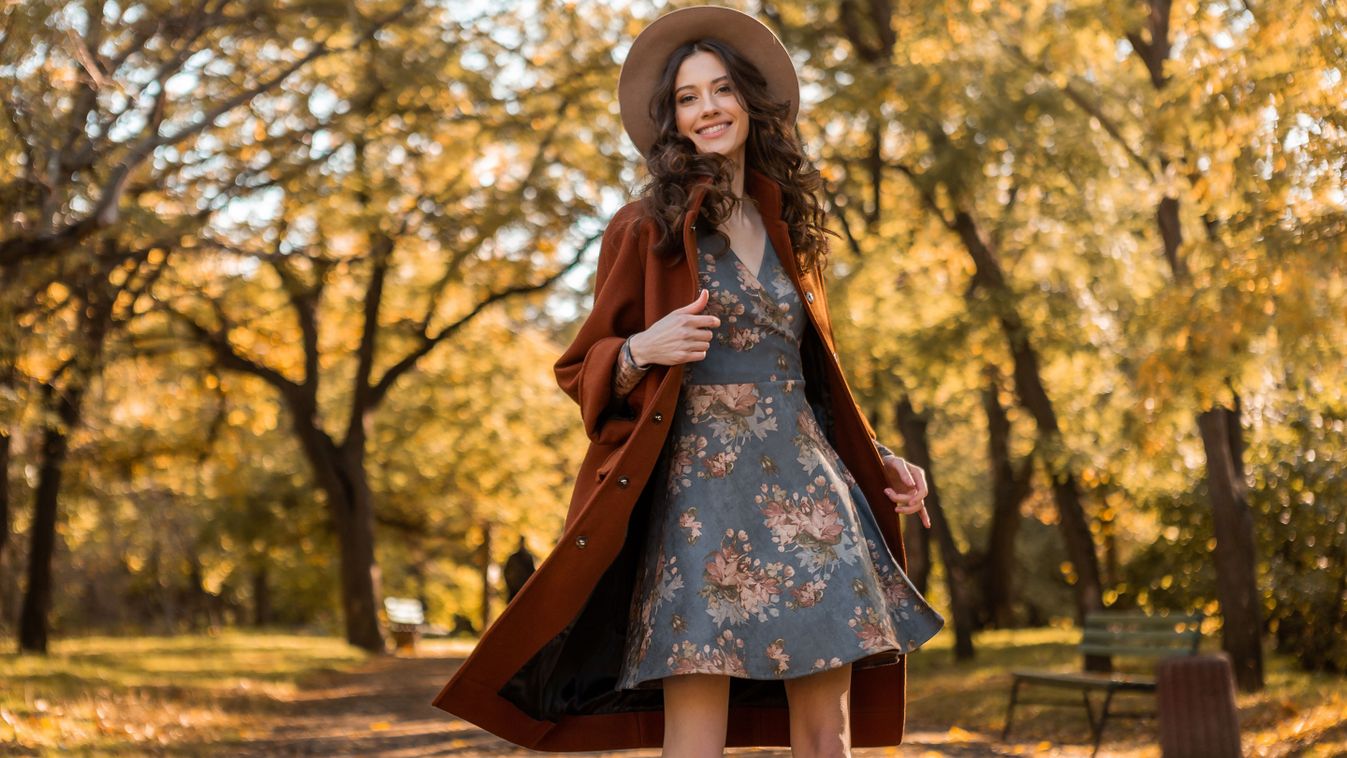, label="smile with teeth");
[696,122,731,137]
